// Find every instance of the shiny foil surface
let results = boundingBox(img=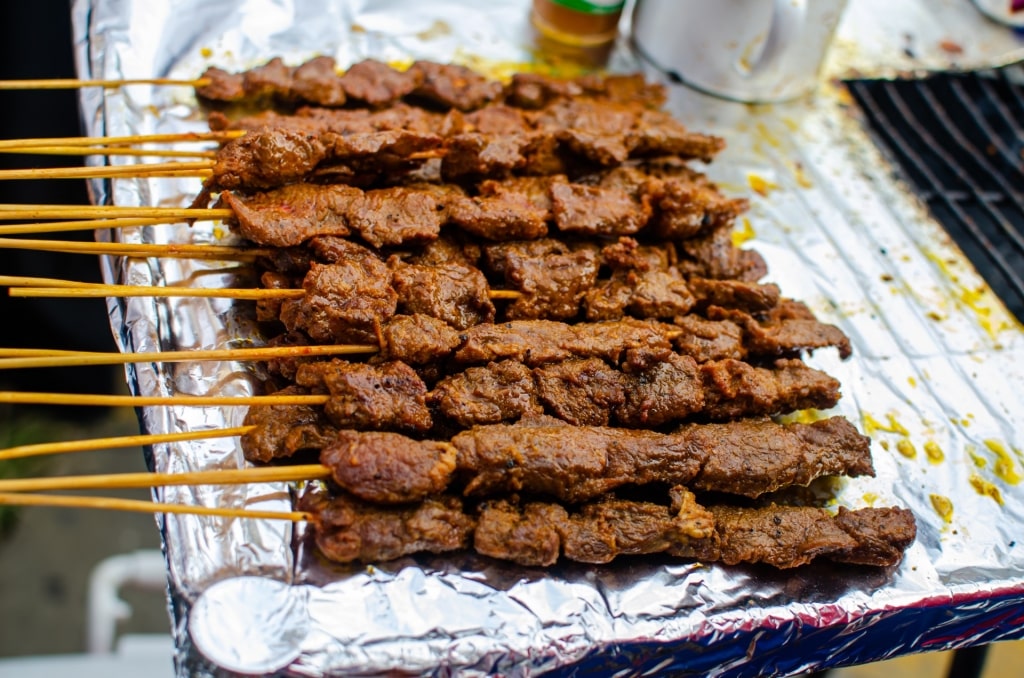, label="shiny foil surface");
[71,1,1024,675]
